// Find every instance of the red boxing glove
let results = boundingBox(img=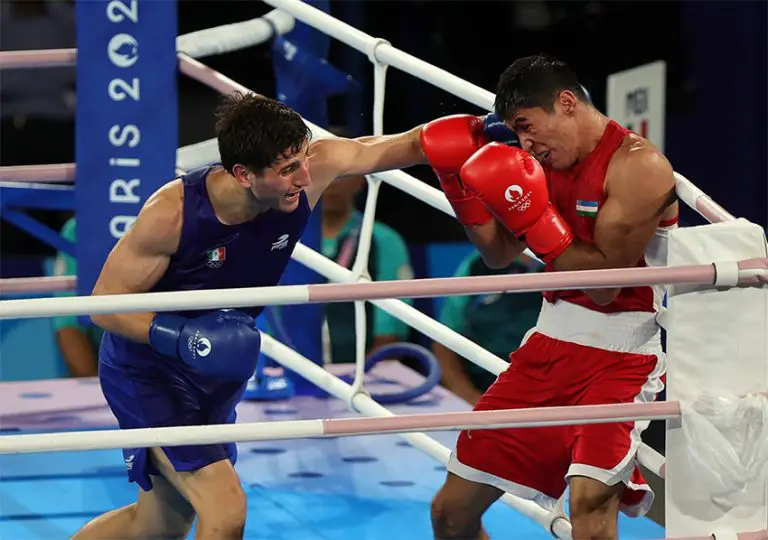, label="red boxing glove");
[420,115,492,227]
[460,143,574,263]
